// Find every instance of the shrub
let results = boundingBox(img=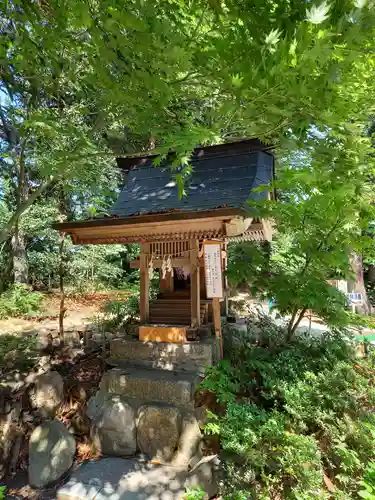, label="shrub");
[201,319,375,499]
[101,278,159,331]
[0,284,43,319]
[102,287,141,330]
[206,405,324,499]
[183,487,206,500]
[358,462,375,499]
[0,333,38,371]
[0,485,6,500]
